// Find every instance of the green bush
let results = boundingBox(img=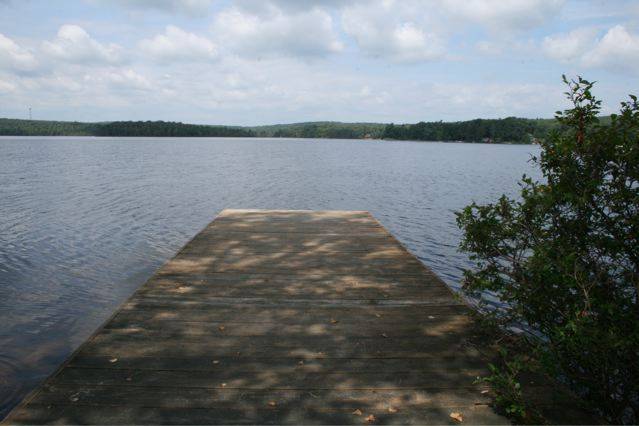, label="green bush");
[474,348,542,424]
[456,76,639,424]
